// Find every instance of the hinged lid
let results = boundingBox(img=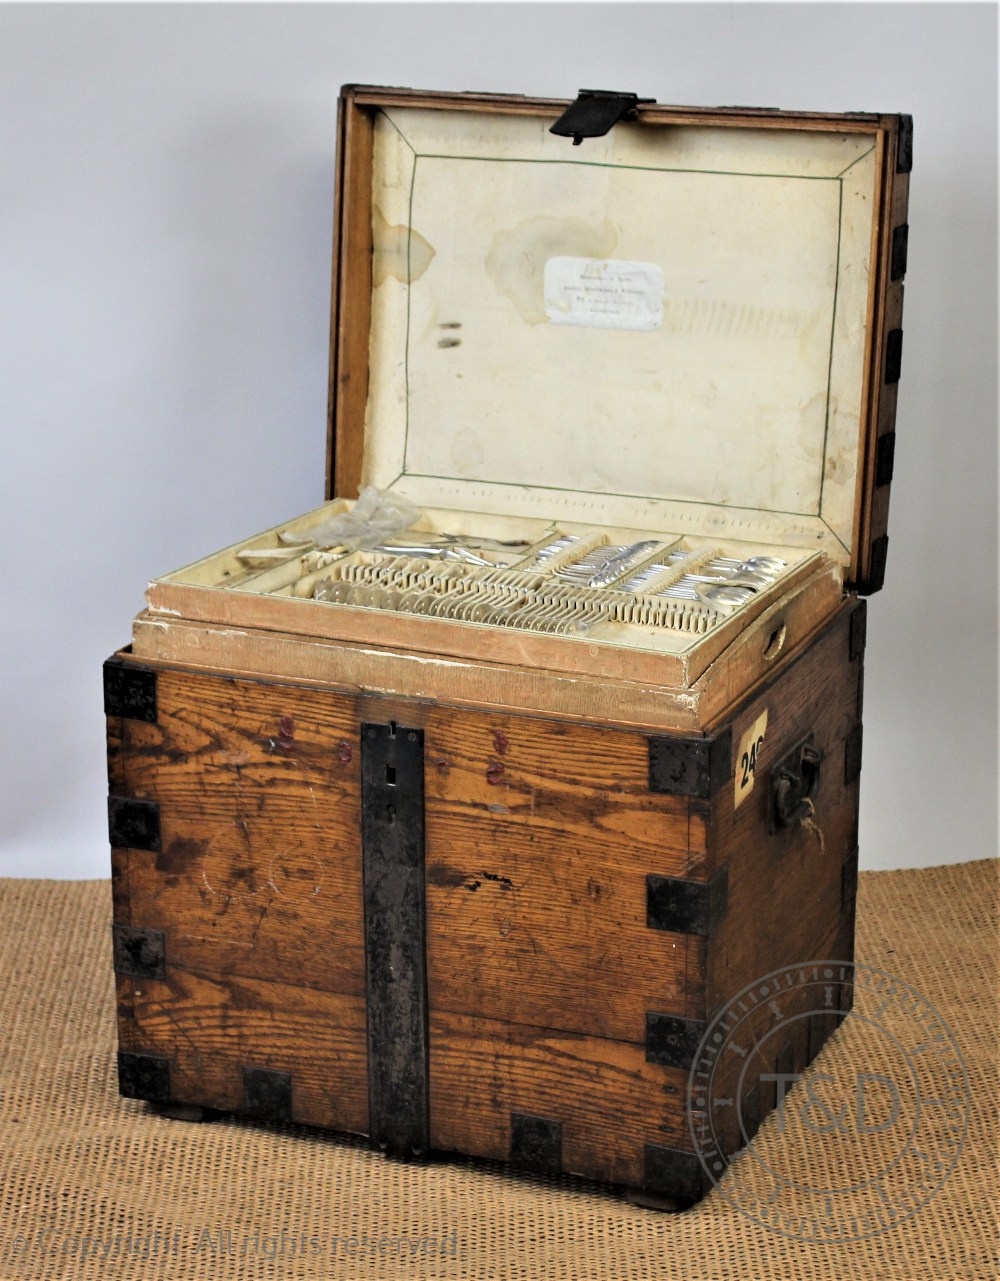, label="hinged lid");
[328,87,910,593]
